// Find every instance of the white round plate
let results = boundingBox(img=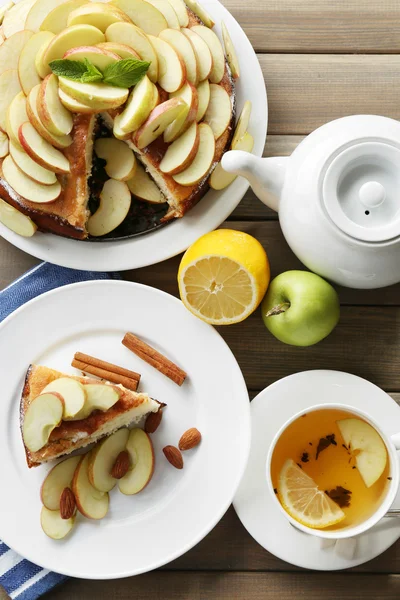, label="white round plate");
[233,370,400,571]
[0,280,250,579]
[0,0,267,271]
